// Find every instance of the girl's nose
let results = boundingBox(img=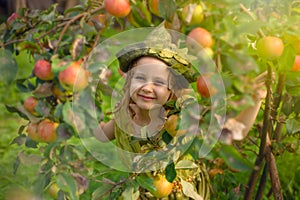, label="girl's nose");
[141,83,154,93]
